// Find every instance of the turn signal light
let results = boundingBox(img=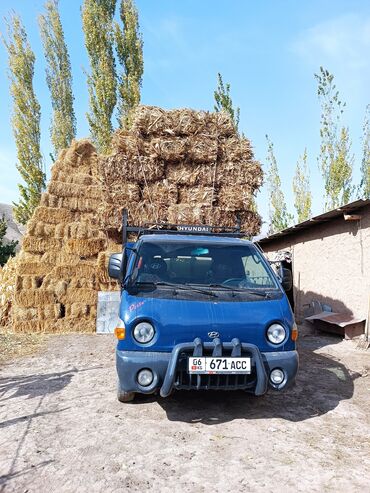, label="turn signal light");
[114,327,126,340]
[291,324,298,341]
